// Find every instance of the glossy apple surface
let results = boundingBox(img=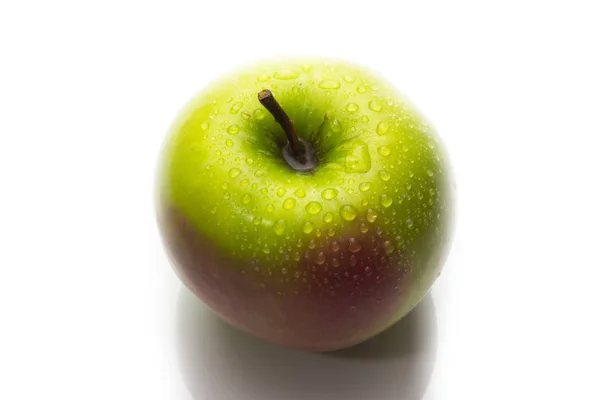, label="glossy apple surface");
[156,58,454,351]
